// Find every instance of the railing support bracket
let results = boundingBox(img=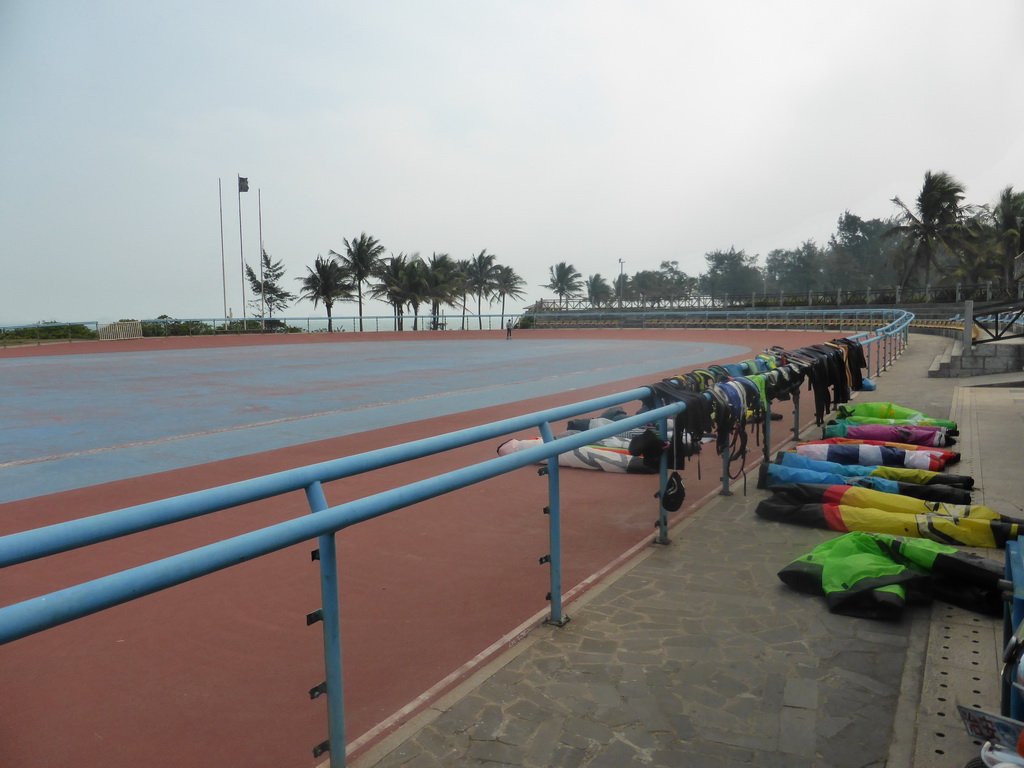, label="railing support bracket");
[312,740,330,758]
[309,680,327,700]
